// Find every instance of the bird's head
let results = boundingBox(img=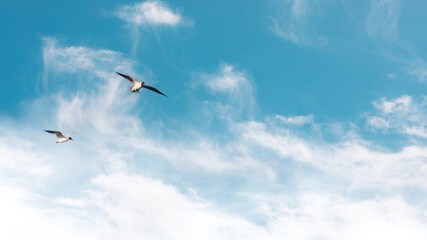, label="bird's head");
[142,82,145,85]
[69,137,73,141]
